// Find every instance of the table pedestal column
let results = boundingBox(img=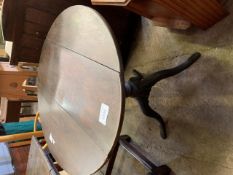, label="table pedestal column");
[125,52,201,139]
